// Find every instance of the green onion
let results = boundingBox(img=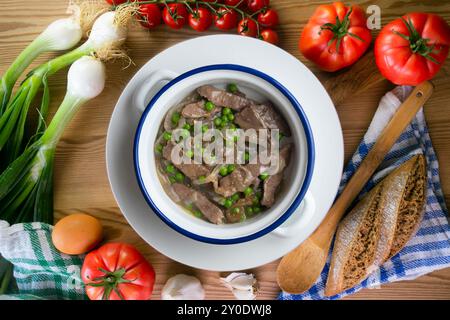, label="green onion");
[204,101,215,112]
[244,152,250,162]
[186,150,194,158]
[227,83,238,93]
[169,176,176,184]
[0,11,129,167]
[0,56,105,225]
